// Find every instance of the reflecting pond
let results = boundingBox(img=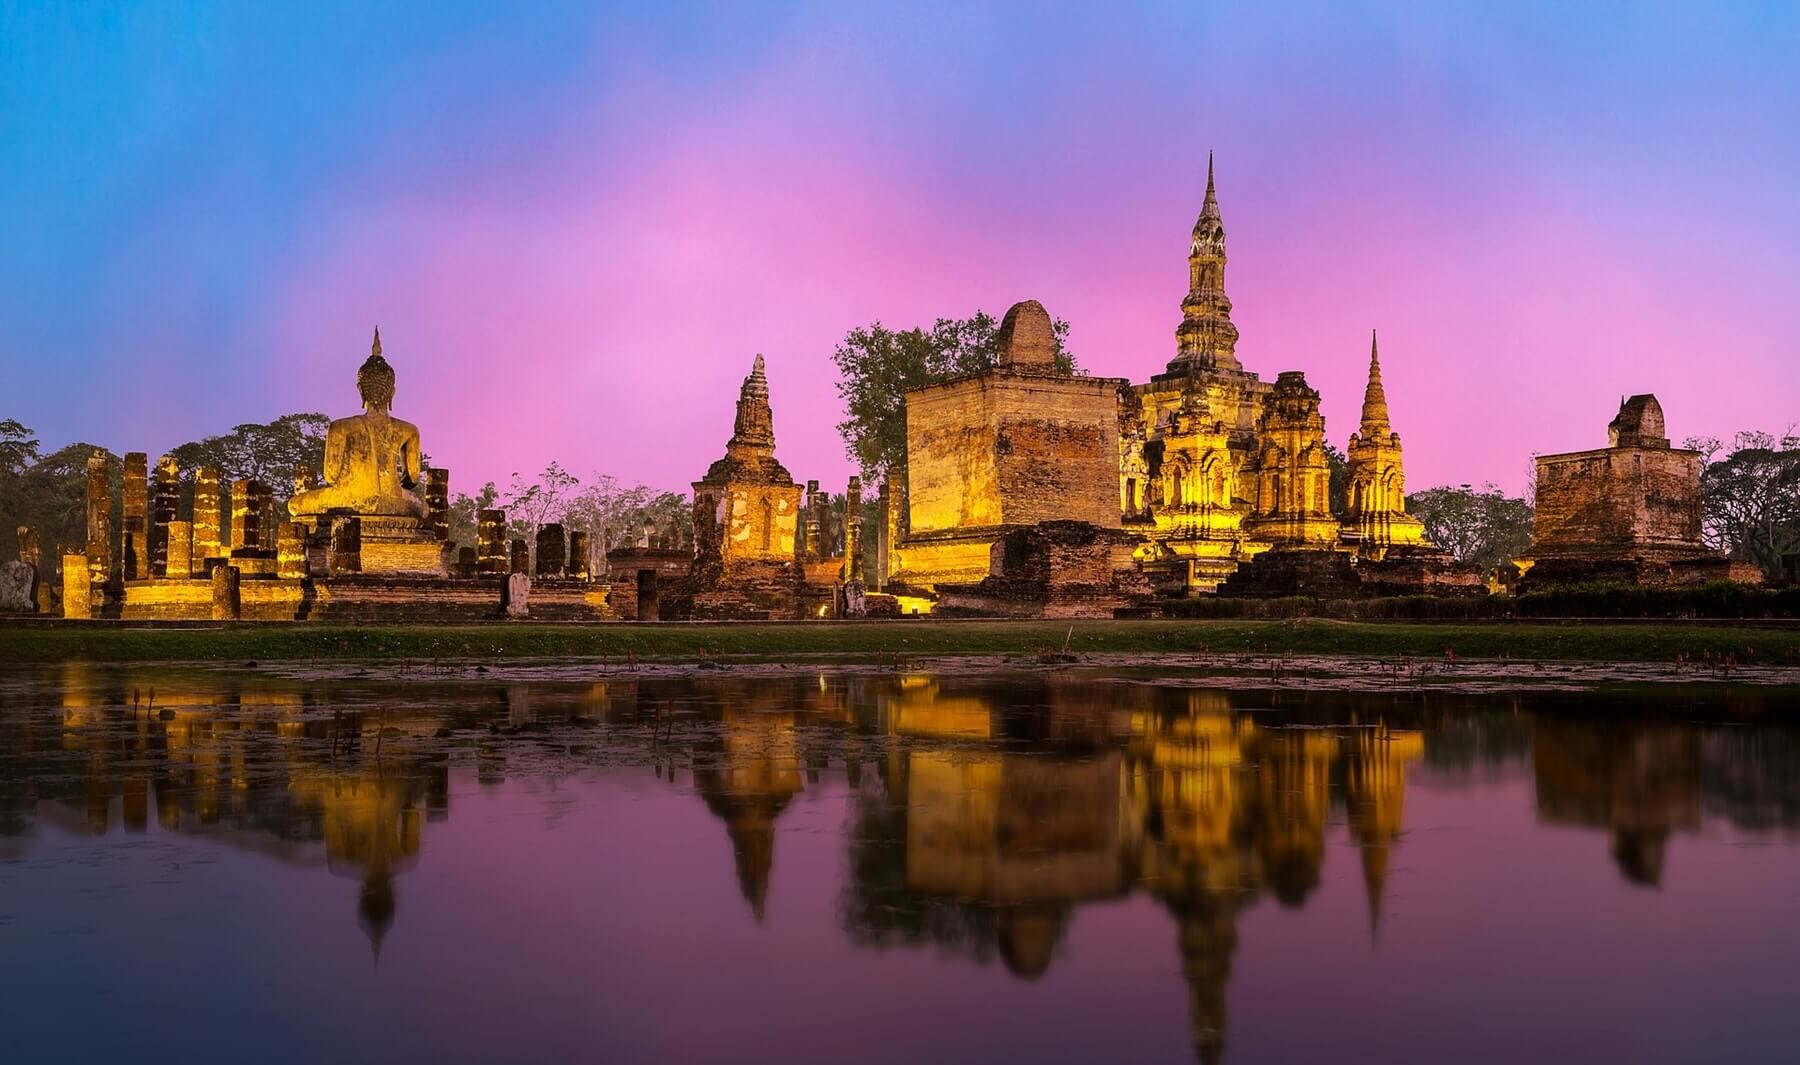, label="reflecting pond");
[3,665,1799,1064]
